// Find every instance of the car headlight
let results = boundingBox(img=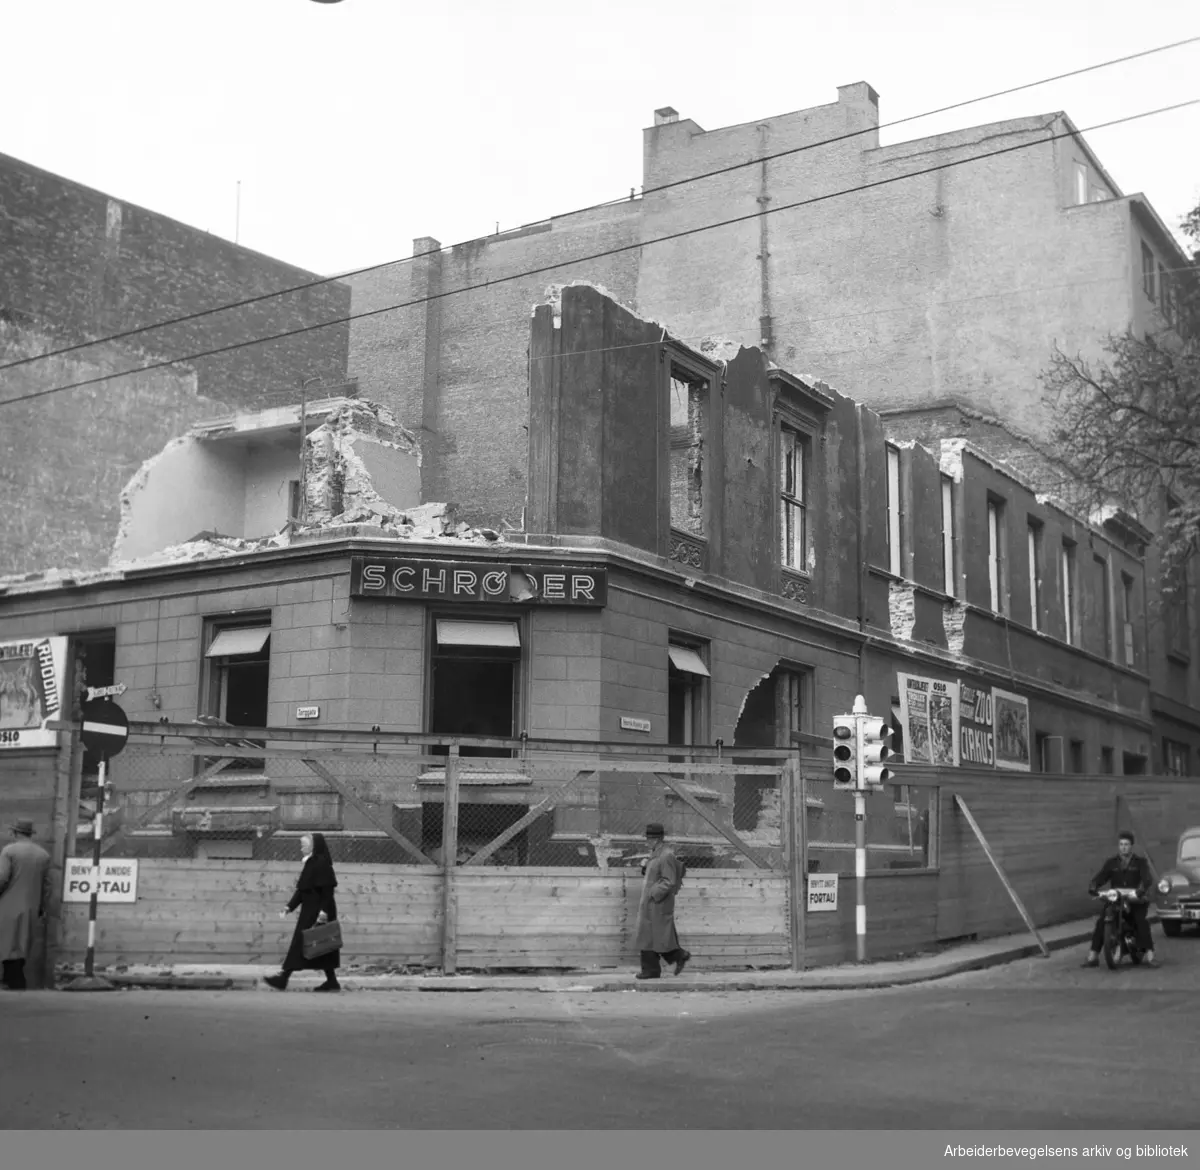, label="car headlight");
[1158,878,1171,895]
